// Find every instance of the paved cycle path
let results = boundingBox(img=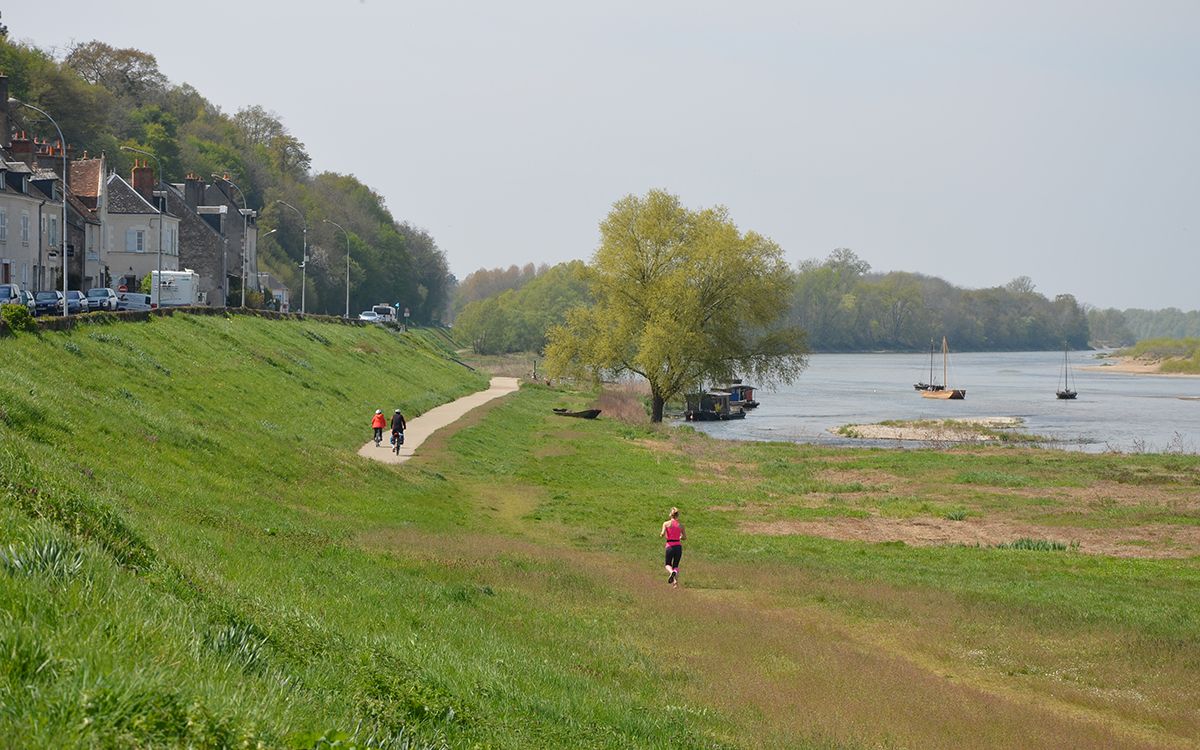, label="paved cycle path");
[357,377,520,465]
